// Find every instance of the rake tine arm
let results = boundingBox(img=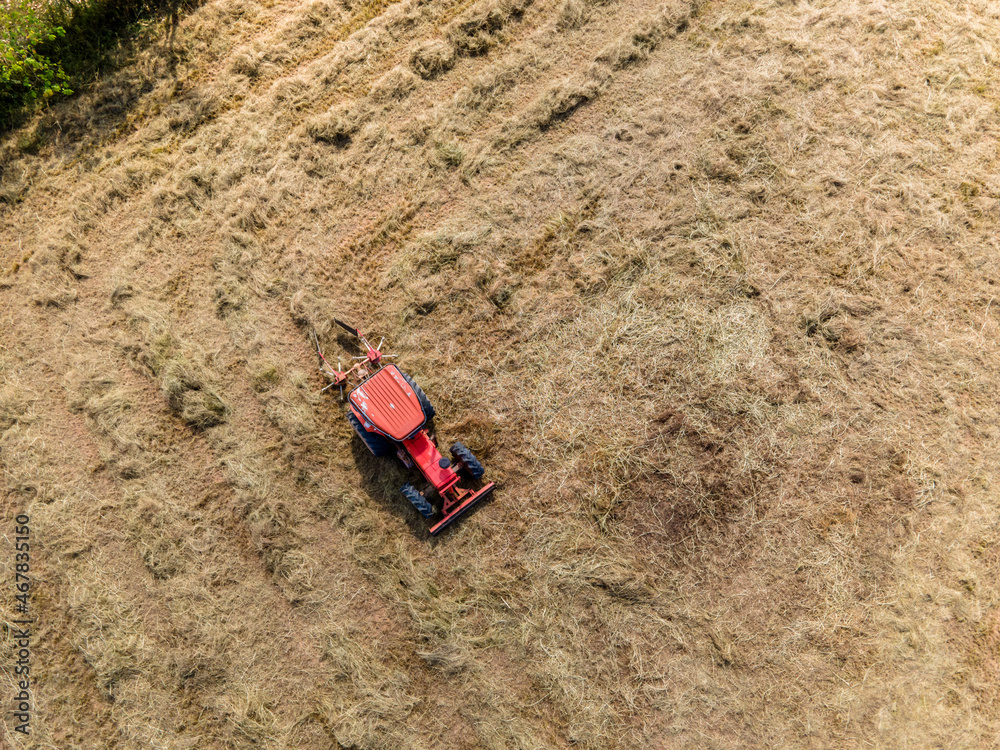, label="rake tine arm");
[334,318,361,338]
